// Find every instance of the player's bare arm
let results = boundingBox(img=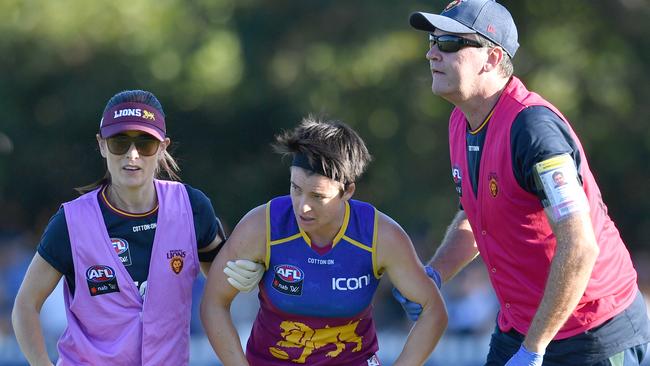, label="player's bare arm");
[376,211,448,366]
[200,204,266,366]
[429,210,479,283]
